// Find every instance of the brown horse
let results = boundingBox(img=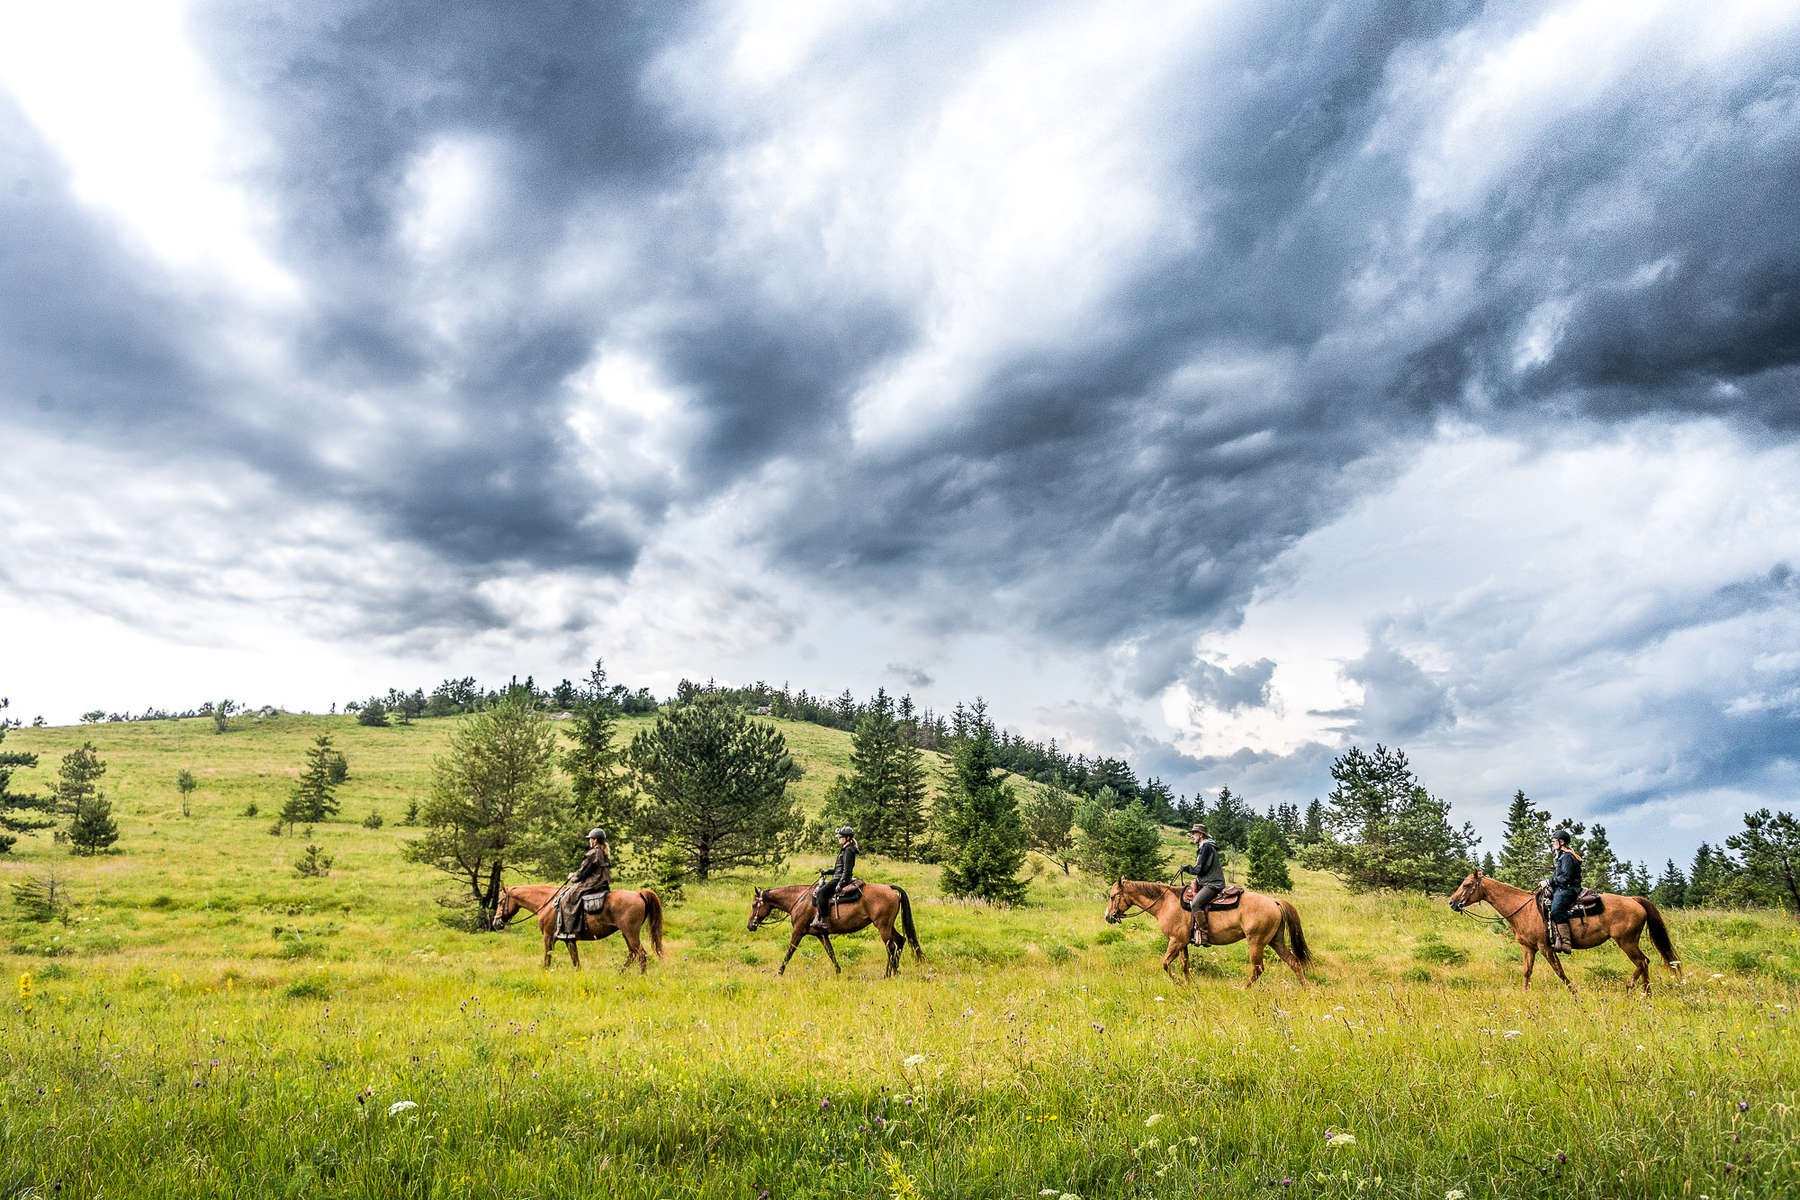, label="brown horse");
[493,884,664,973]
[1104,877,1310,986]
[747,882,922,977]
[1448,870,1679,994]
